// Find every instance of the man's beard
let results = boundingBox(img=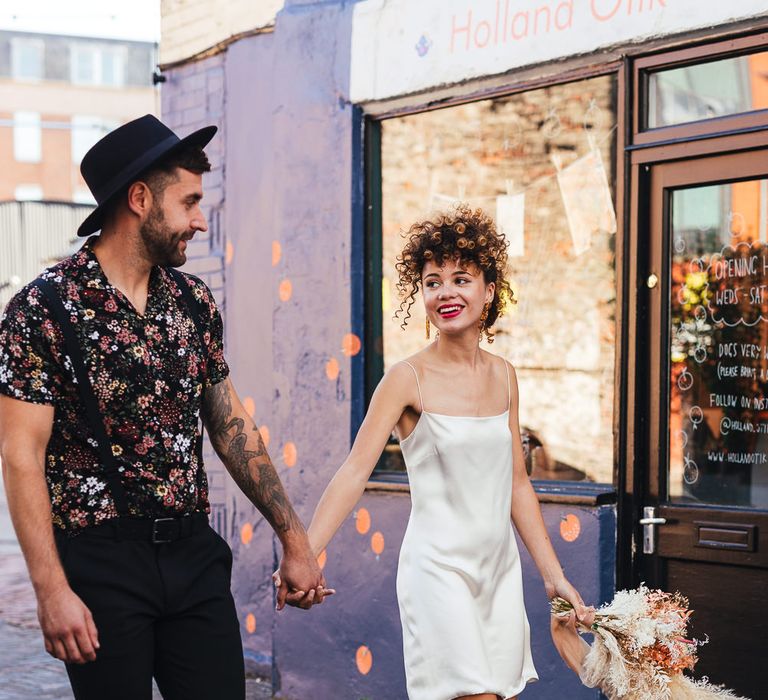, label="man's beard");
[139,203,191,268]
